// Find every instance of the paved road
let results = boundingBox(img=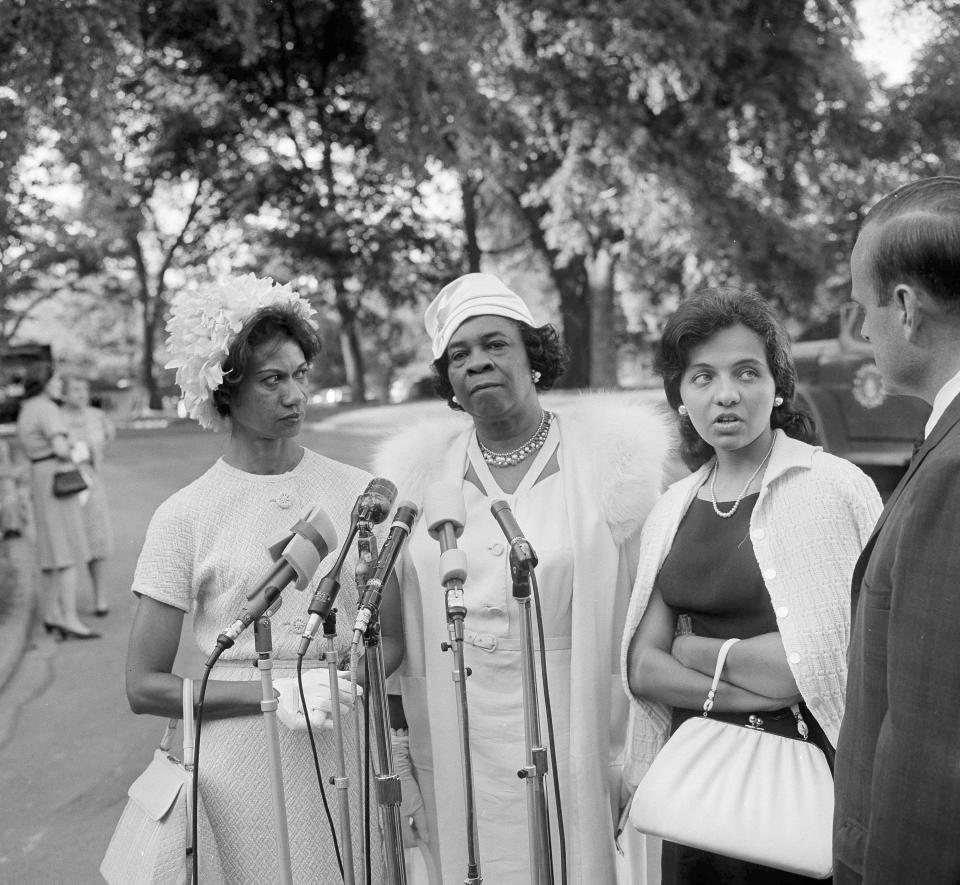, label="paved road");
[0,417,389,885]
